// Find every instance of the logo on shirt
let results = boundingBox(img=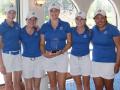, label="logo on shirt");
[83,34,88,38]
[104,31,108,35]
[59,26,63,30]
[35,32,38,36]
[15,27,19,30]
